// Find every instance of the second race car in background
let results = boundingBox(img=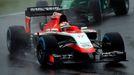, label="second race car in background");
[7,6,127,66]
[36,0,129,23]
